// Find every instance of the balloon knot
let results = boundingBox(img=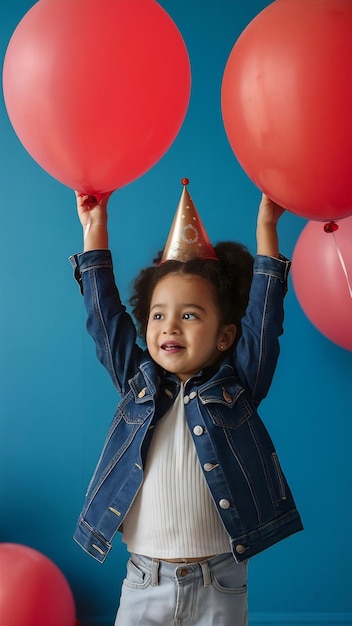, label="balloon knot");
[181,177,189,186]
[83,195,98,207]
[324,221,339,233]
